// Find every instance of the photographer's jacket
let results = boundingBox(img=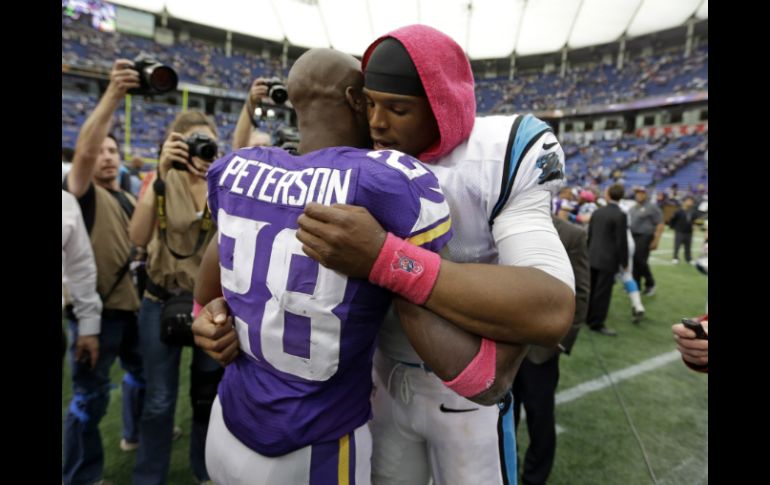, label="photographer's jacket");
[146,169,213,293]
[63,181,140,312]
